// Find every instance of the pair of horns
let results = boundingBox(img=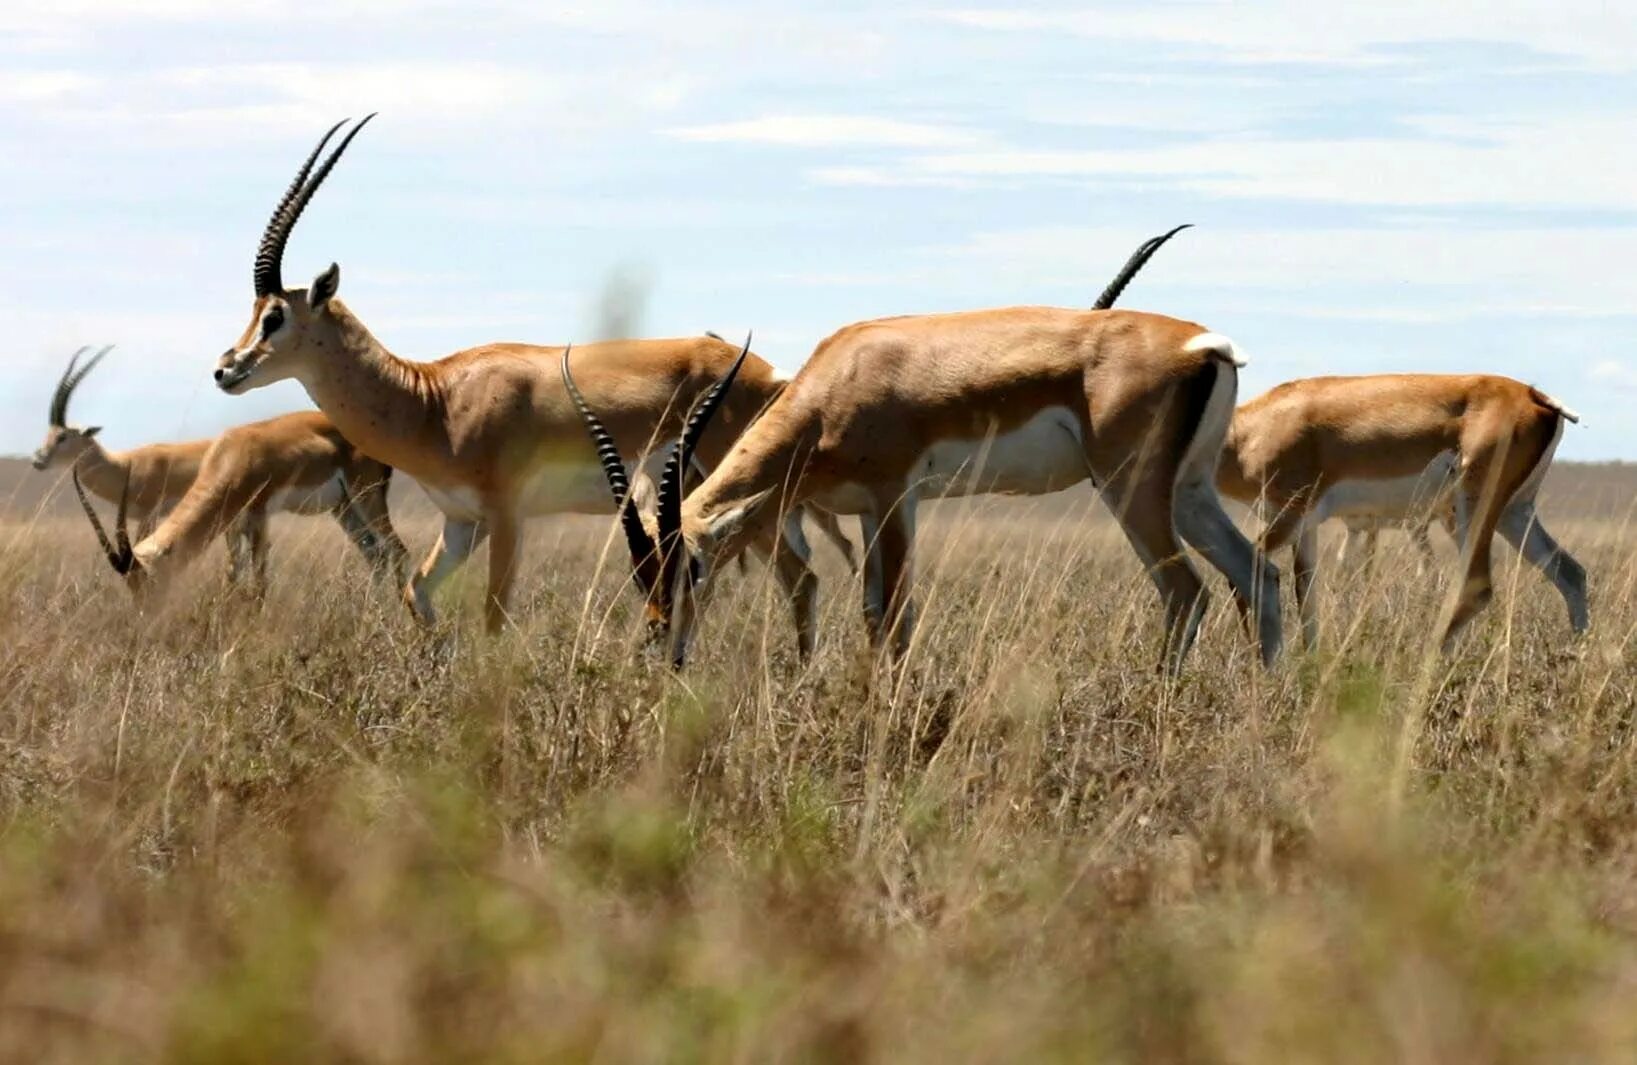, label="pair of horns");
[254,115,376,297]
[50,345,112,427]
[560,334,753,605]
[73,469,136,575]
[1092,223,1192,310]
